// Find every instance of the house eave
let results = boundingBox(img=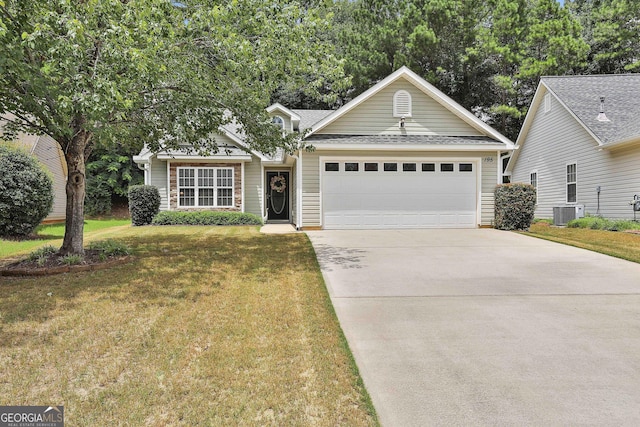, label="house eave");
[600,136,640,150]
[309,143,512,152]
[157,154,253,162]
